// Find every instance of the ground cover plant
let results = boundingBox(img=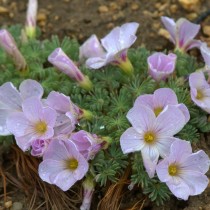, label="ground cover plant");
[0,0,210,209]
